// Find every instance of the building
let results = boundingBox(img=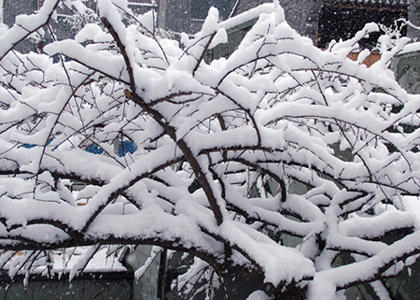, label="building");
[3,0,418,47]
[2,0,420,299]
[156,0,418,48]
